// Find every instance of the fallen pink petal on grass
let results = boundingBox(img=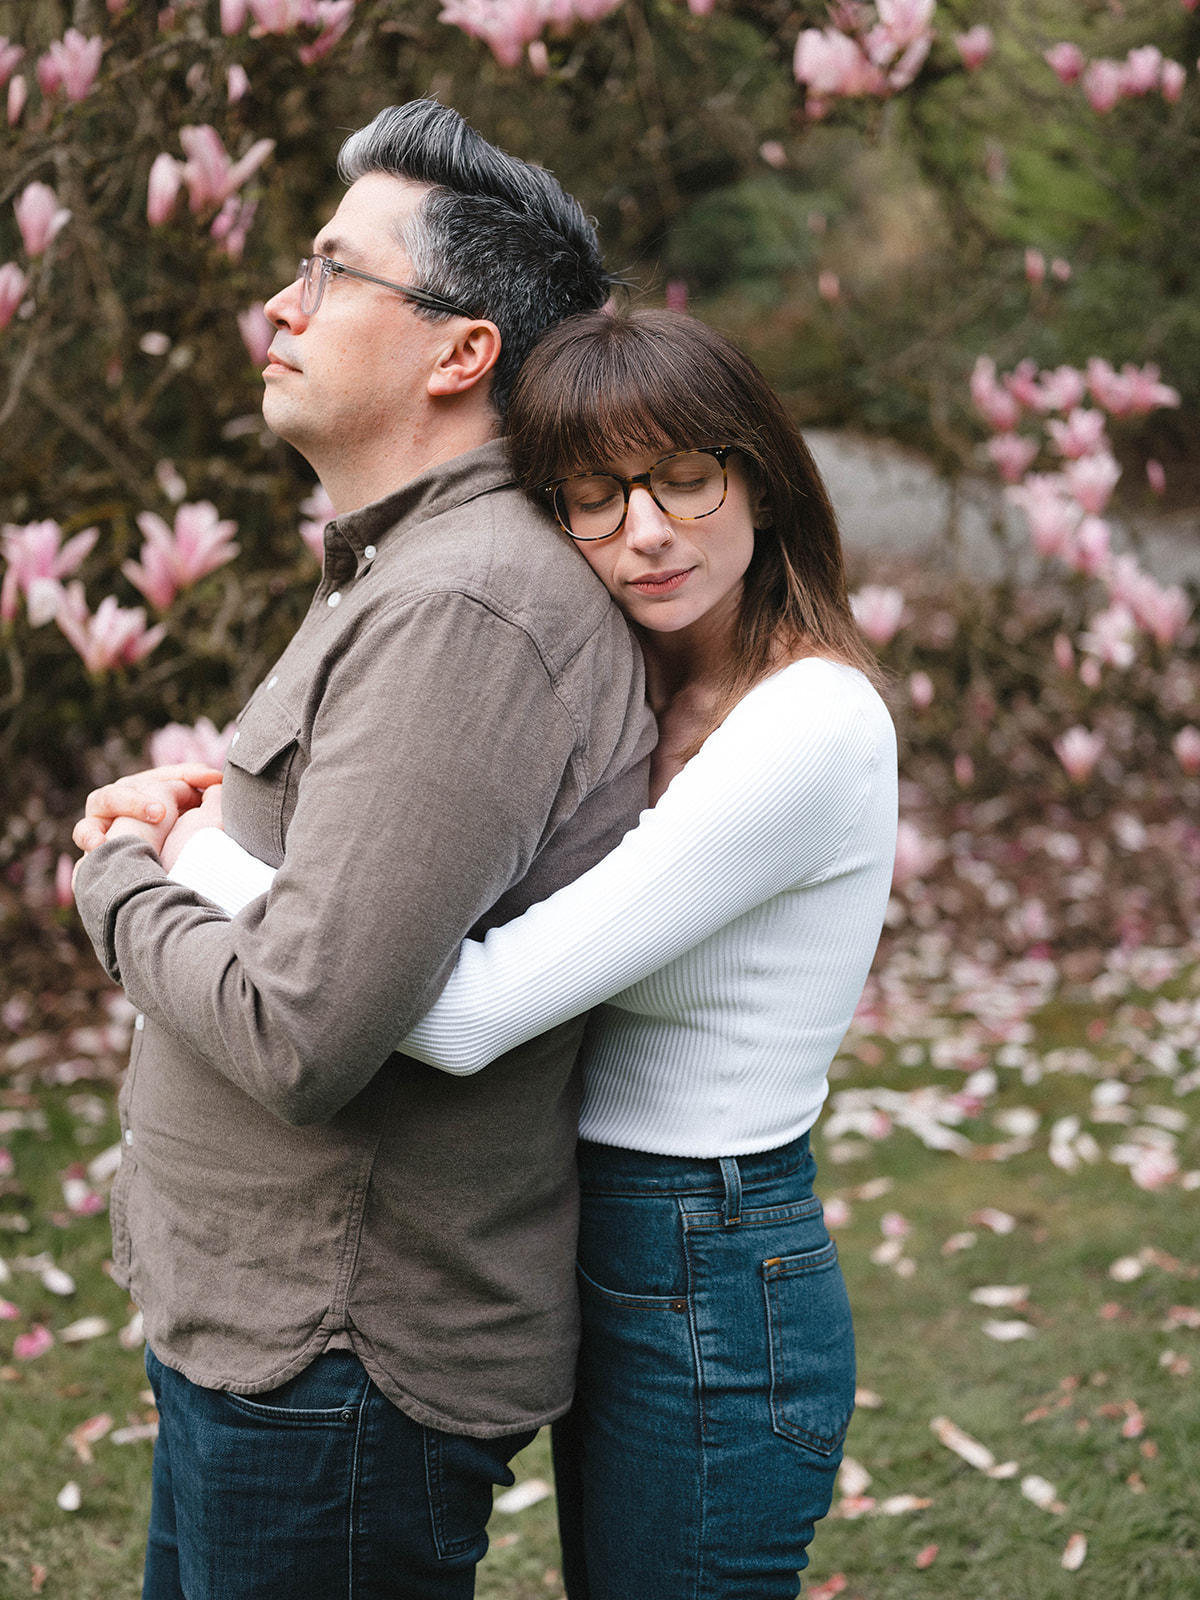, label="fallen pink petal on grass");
[1021,1474,1066,1513]
[915,1544,939,1569]
[13,1324,53,1359]
[930,1416,996,1472]
[1061,1532,1087,1570]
